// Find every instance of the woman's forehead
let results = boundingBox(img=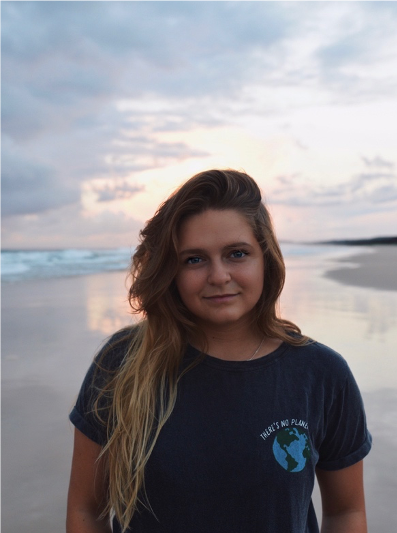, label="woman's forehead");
[177,209,257,250]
